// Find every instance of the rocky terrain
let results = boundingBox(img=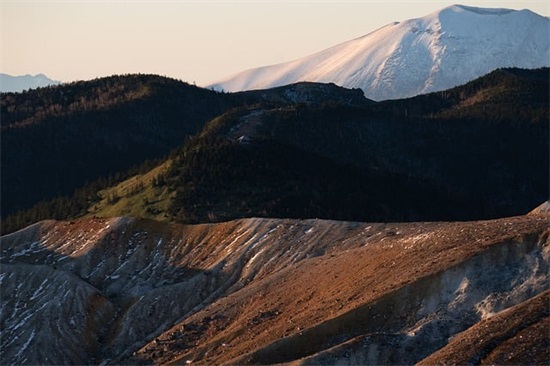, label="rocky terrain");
[1,207,548,364]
